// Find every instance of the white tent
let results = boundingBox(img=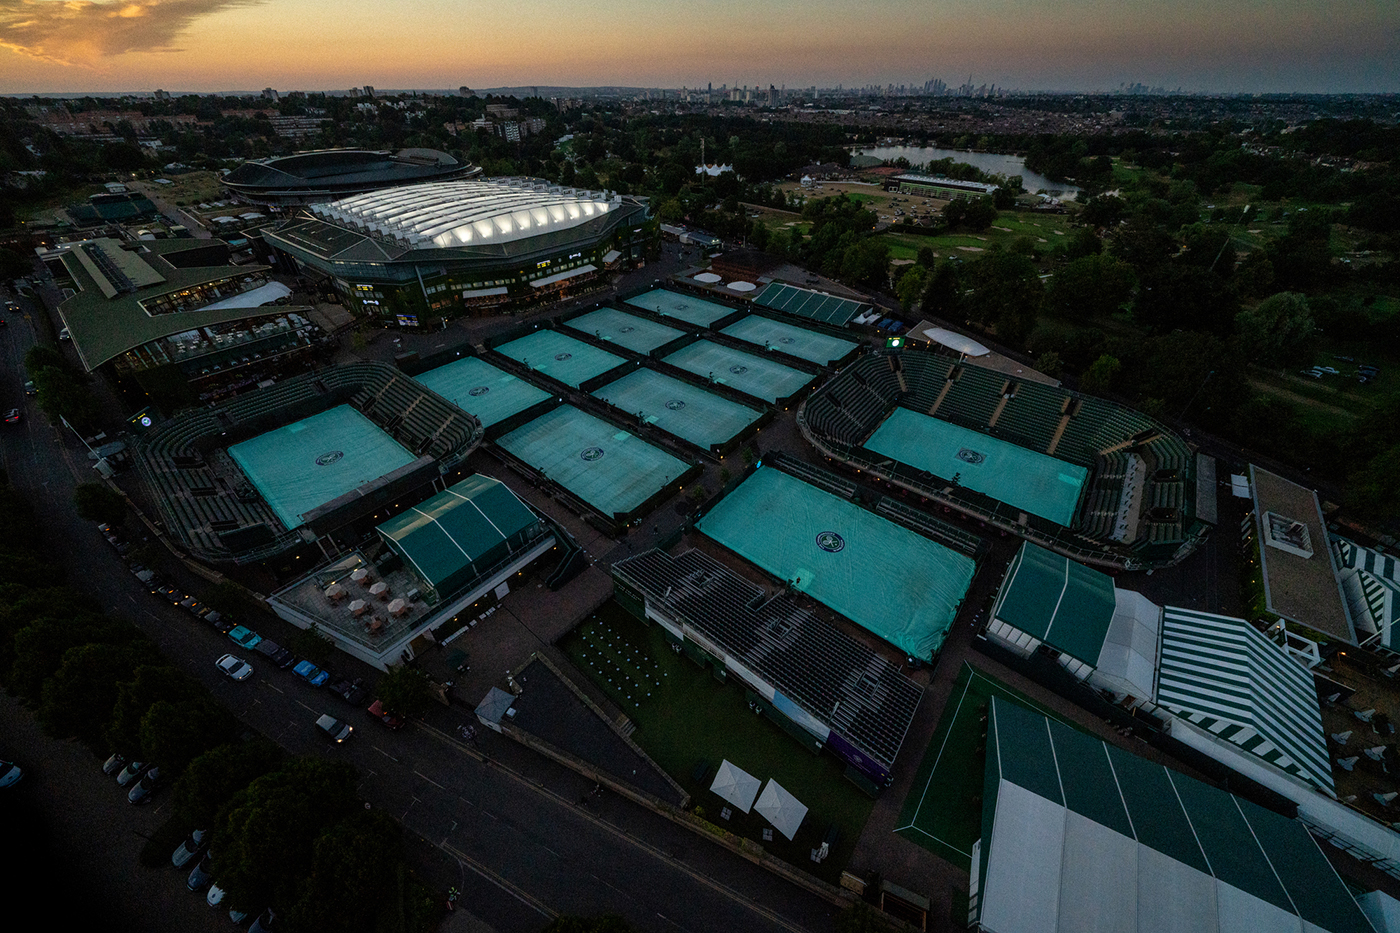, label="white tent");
[754,779,808,840]
[921,326,989,357]
[709,759,761,813]
[693,272,722,284]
